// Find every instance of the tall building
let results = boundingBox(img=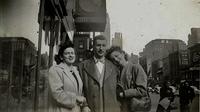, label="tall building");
[112,32,123,49]
[100,13,111,48]
[0,37,37,112]
[188,28,200,48]
[140,39,187,82]
[188,28,200,87]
